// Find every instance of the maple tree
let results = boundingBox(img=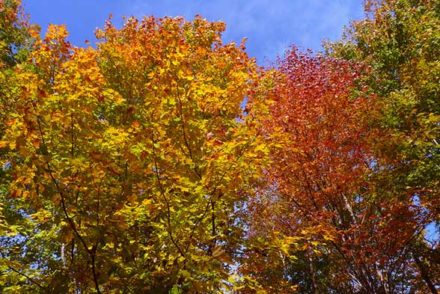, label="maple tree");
[244,49,373,292]
[0,13,267,292]
[243,46,436,293]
